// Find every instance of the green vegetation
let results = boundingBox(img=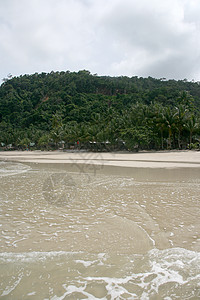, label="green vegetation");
[0,70,200,151]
